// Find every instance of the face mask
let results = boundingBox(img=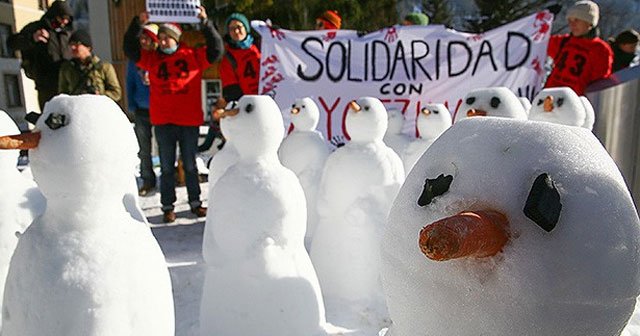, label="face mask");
[161,45,178,54]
